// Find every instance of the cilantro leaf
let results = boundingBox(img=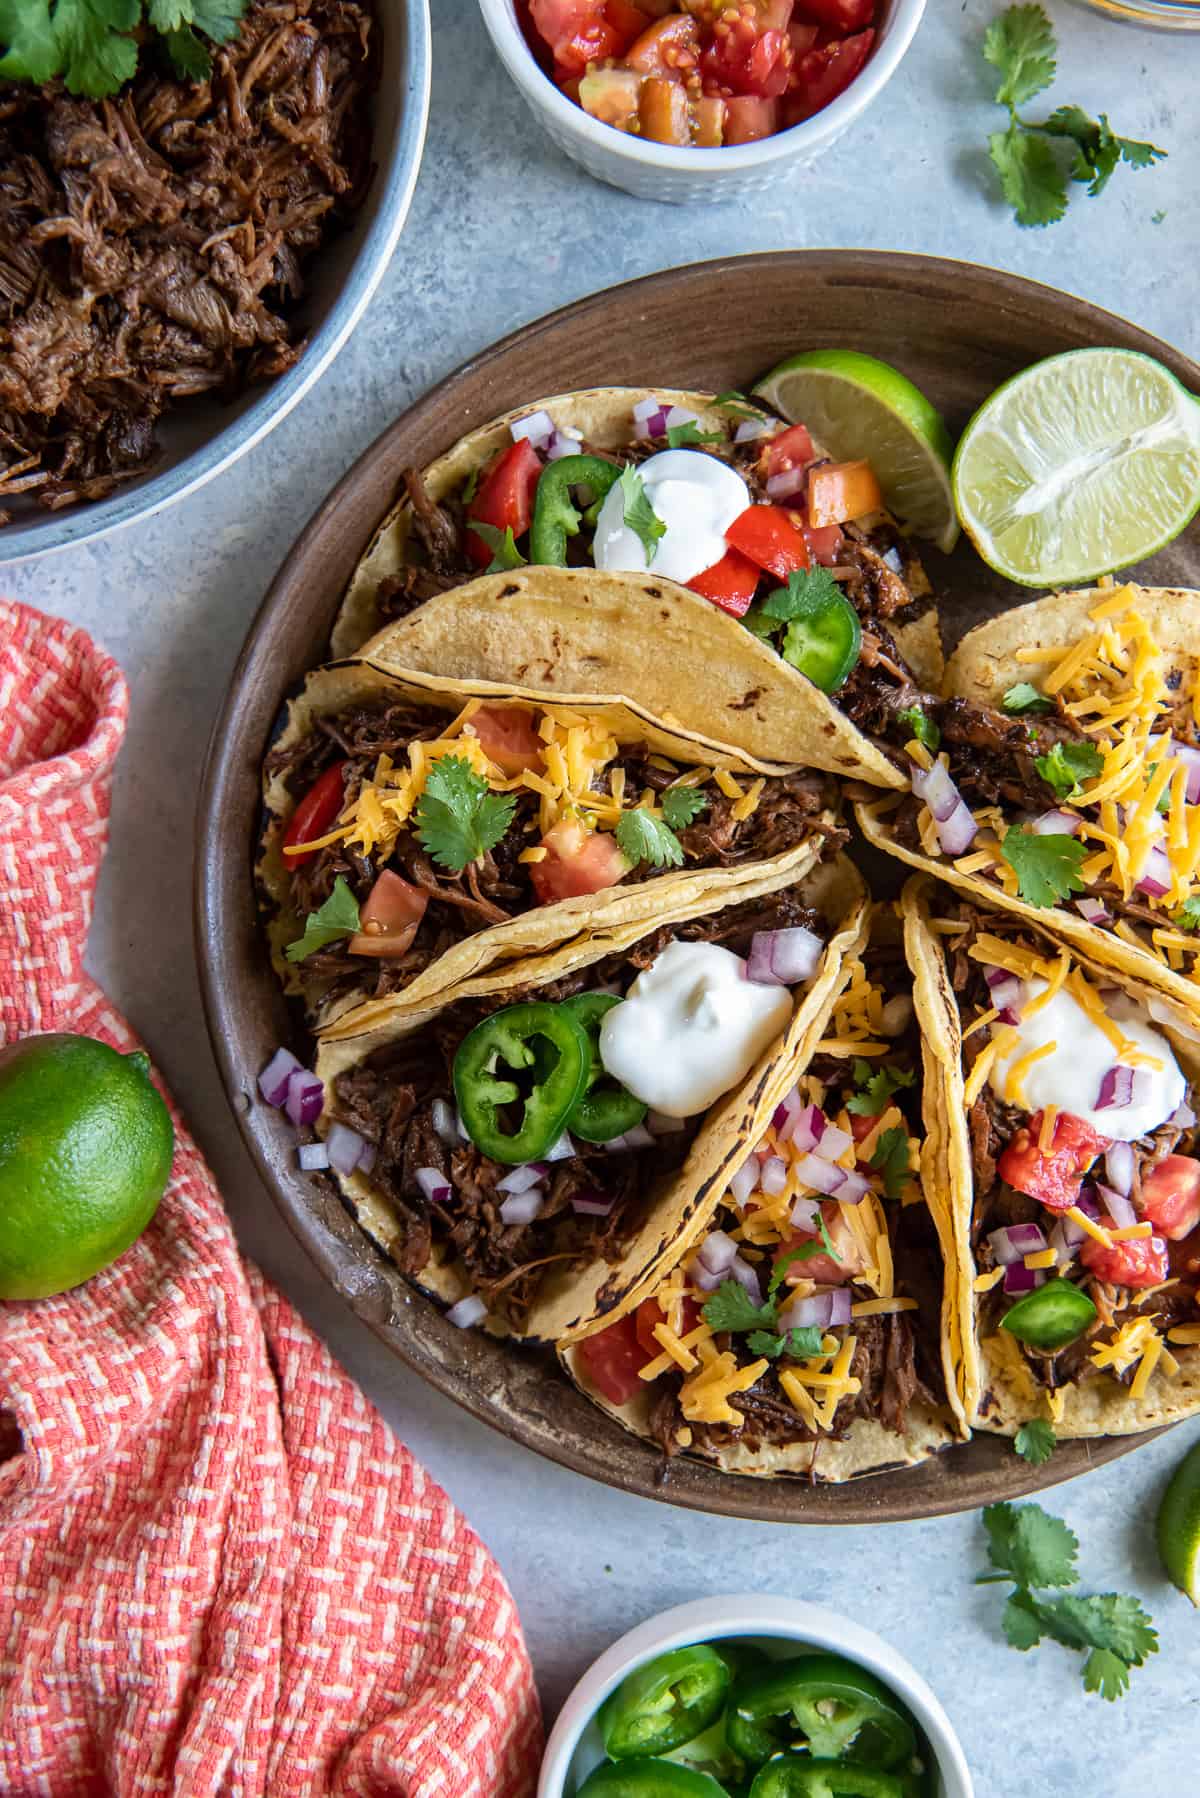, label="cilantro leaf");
[1003,1591,1044,1651]
[762,564,845,623]
[1042,106,1166,197]
[897,705,940,752]
[1034,739,1103,799]
[163,20,211,75]
[847,1062,916,1118]
[742,603,781,643]
[1082,1648,1131,1702]
[713,389,767,420]
[460,466,480,505]
[618,464,667,565]
[661,786,709,830]
[1048,1593,1159,1666]
[748,1325,827,1361]
[666,422,724,449]
[1174,896,1200,932]
[702,1280,774,1335]
[1014,1419,1056,1466]
[767,1240,828,1294]
[1002,682,1054,715]
[999,827,1088,908]
[869,1125,911,1199]
[469,520,528,574]
[284,876,361,964]
[53,0,140,95]
[981,1501,1079,1590]
[413,756,517,874]
[989,123,1068,228]
[614,807,685,871]
[0,0,60,81]
[983,2,1057,108]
